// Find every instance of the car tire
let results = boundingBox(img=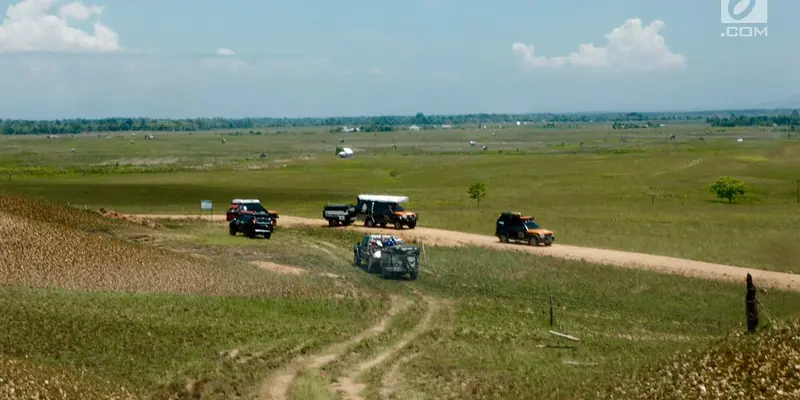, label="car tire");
[229,227,236,236]
[379,222,387,228]
[528,236,539,246]
[393,222,402,229]
[407,222,416,229]
[264,233,271,239]
[499,233,509,243]
[365,219,374,227]
[409,271,418,280]
[328,219,336,227]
